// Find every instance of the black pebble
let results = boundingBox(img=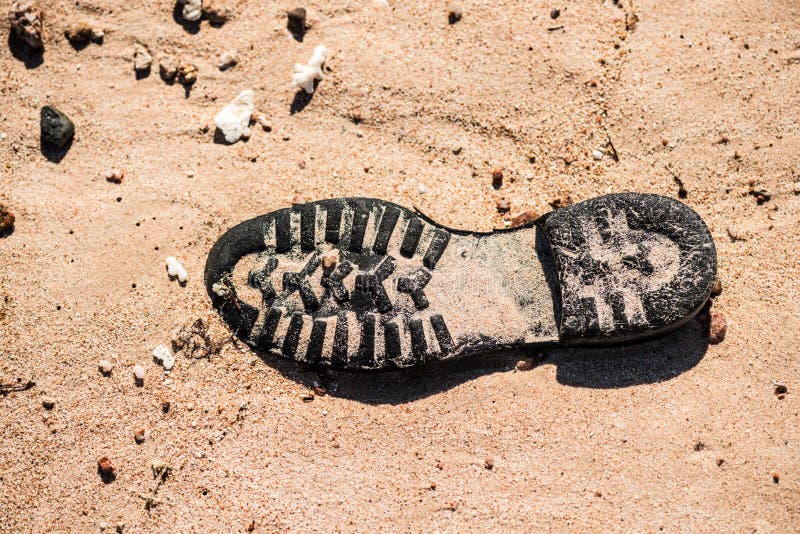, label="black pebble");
[287,8,306,37]
[40,106,75,149]
[550,8,561,19]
